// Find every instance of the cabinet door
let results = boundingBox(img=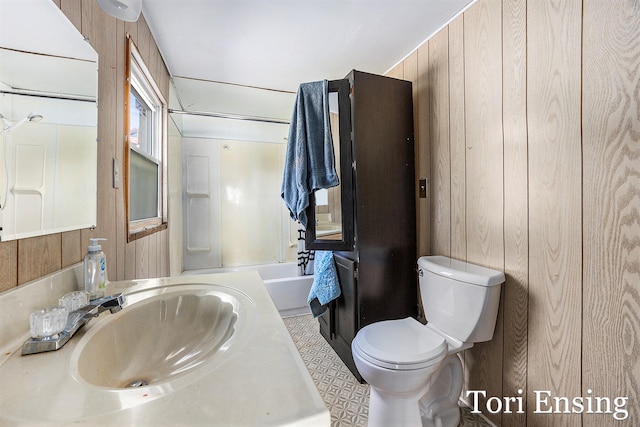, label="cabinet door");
[332,253,362,381]
[318,300,332,341]
[333,254,357,348]
[305,79,354,251]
